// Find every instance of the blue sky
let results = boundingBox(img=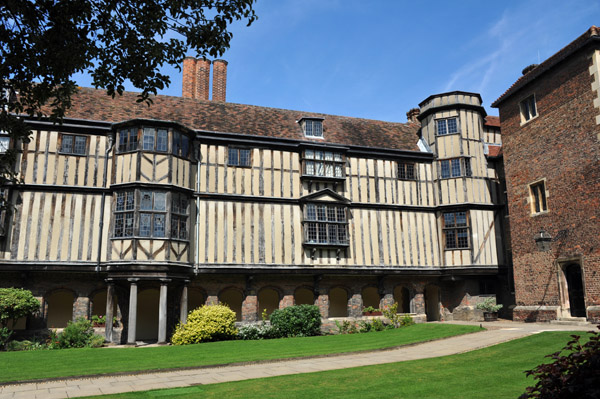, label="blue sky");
[75,0,599,122]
